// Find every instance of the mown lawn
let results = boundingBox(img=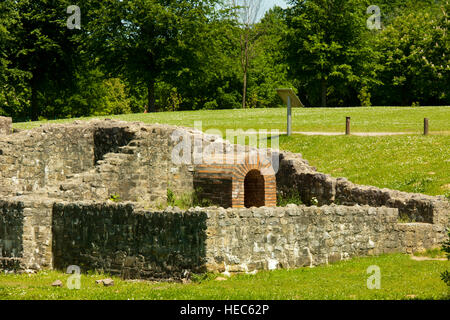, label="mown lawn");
[279,134,450,196]
[13,107,450,133]
[0,254,448,300]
